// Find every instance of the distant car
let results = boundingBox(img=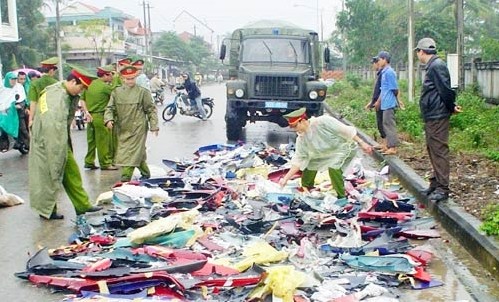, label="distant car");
[321,78,335,87]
